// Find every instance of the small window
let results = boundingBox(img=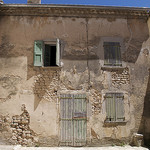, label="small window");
[105,93,125,122]
[104,42,122,66]
[34,39,60,67]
